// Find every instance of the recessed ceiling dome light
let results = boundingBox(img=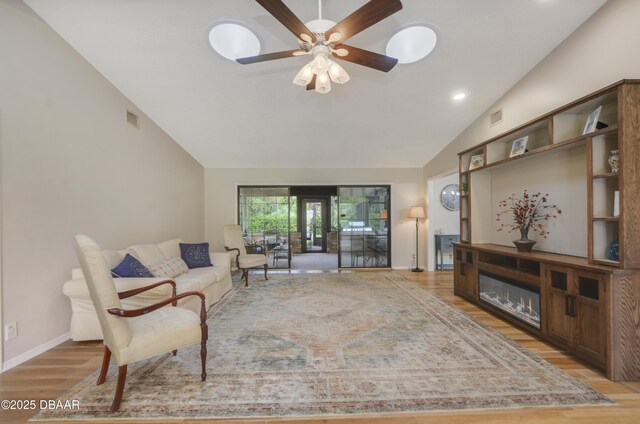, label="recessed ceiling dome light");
[453,92,466,100]
[208,22,261,61]
[385,25,437,64]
